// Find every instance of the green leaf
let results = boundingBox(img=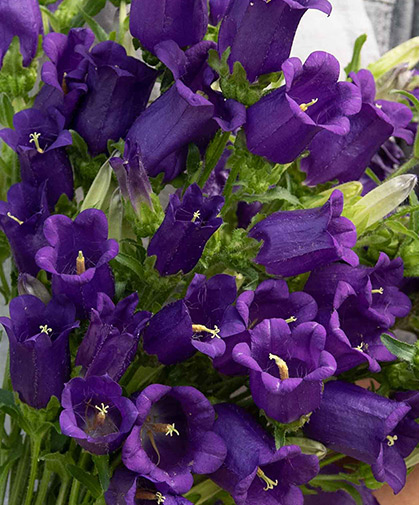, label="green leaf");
[71,0,106,29]
[0,93,15,128]
[41,452,74,480]
[198,130,230,187]
[186,143,202,183]
[80,7,108,42]
[386,220,419,241]
[113,253,144,279]
[391,89,419,158]
[80,158,113,211]
[311,480,363,505]
[67,463,102,498]
[286,437,327,459]
[241,186,301,206]
[381,333,416,362]
[92,454,110,492]
[40,5,62,33]
[185,479,223,505]
[345,34,368,76]
[368,36,419,80]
